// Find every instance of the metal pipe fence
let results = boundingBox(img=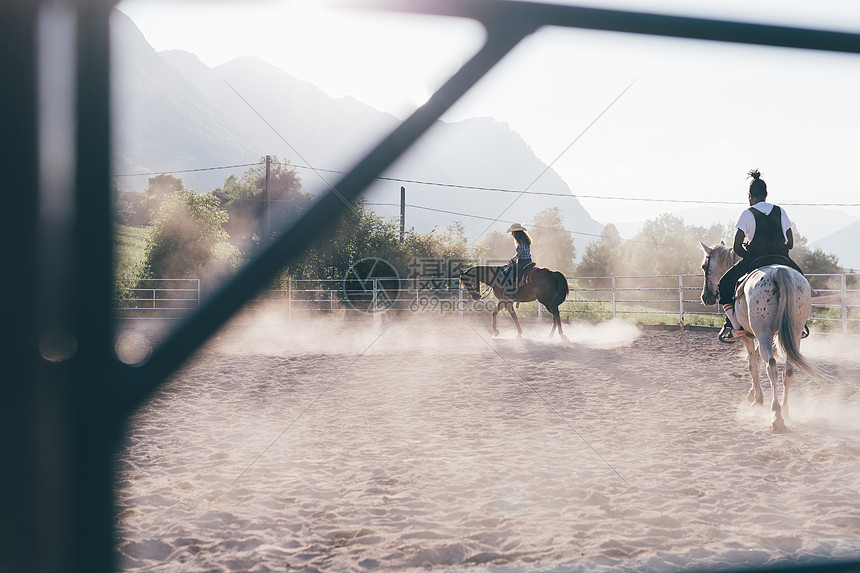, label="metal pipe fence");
[115,273,860,334]
[115,278,201,318]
